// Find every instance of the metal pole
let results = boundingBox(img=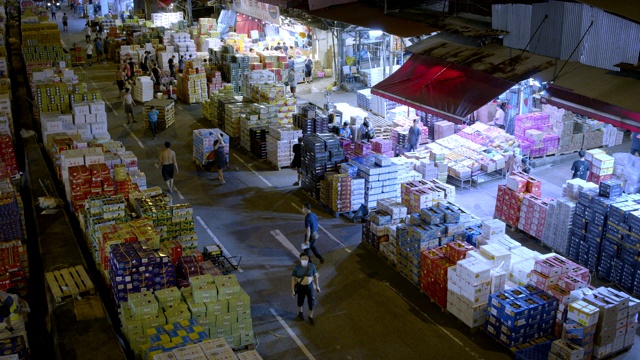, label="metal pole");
[553,21,594,82]
[186,0,193,26]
